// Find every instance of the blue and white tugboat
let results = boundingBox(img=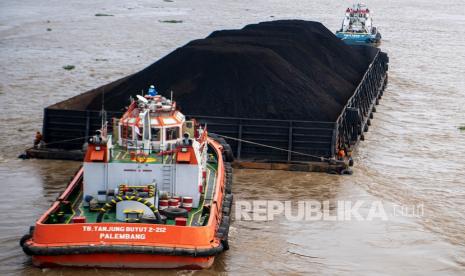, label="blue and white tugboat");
[335,3,381,44]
